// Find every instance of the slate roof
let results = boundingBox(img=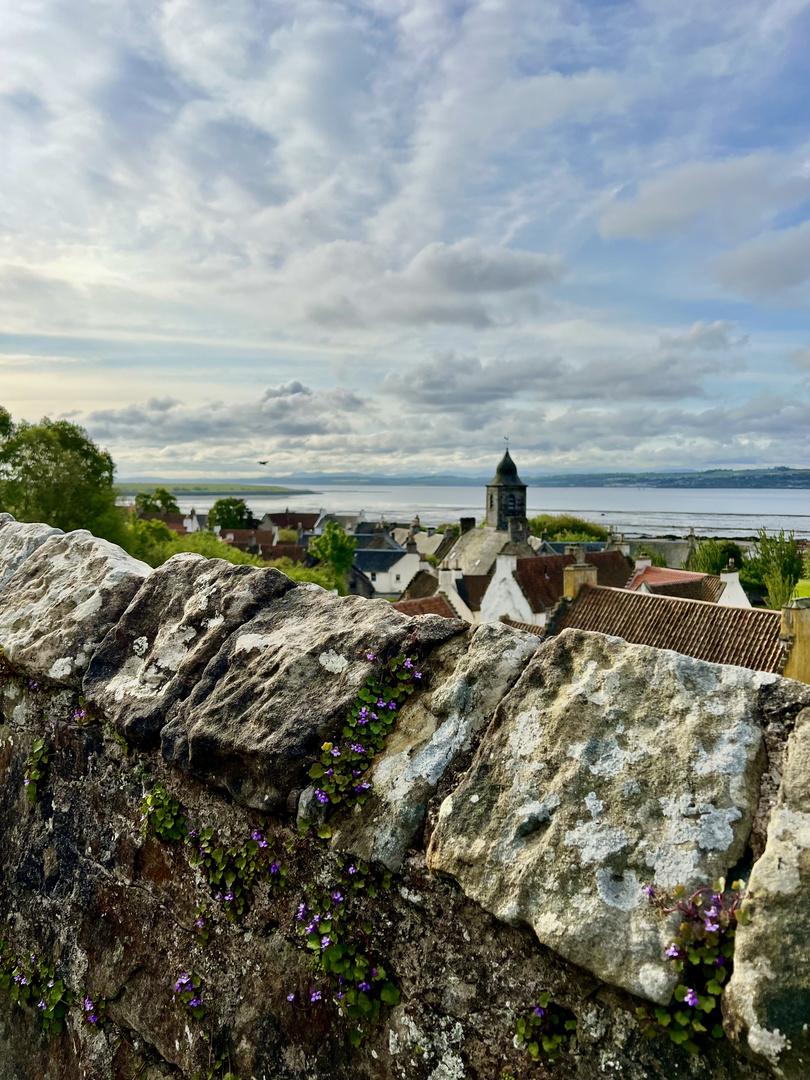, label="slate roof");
[457,574,493,612]
[537,541,608,555]
[393,595,459,619]
[488,449,524,486]
[514,551,632,614]
[555,585,786,673]
[404,569,439,599]
[353,549,408,573]
[626,565,725,603]
[442,526,512,576]
[259,512,320,530]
